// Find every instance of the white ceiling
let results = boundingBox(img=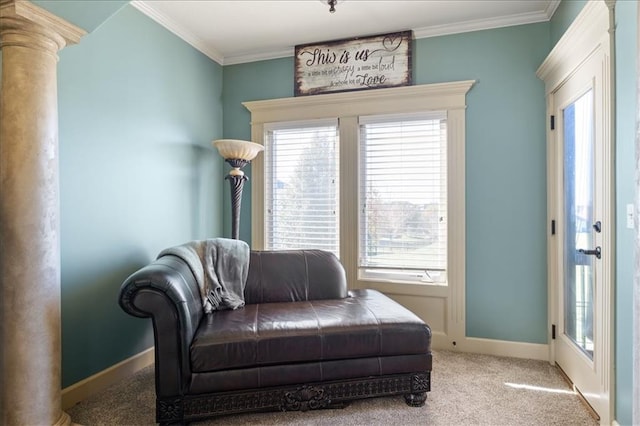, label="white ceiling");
[130,0,560,65]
